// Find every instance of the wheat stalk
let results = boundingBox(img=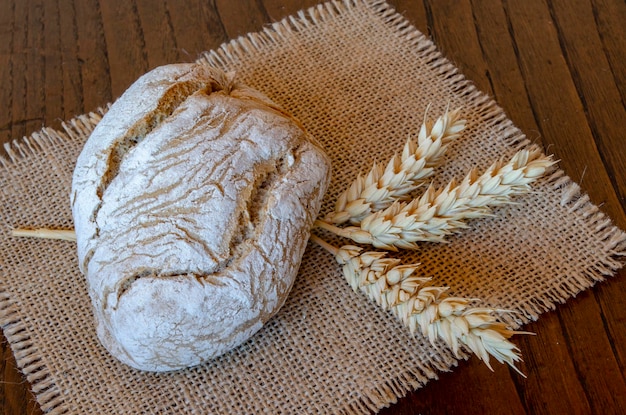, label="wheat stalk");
[316,146,555,250]
[312,239,528,374]
[11,228,77,241]
[325,107,466,225]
